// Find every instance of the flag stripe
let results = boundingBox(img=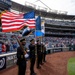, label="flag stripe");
[2,24,24,30]
[2,22,35,27]
[2,25,24,32]
[2,20,35,27]
[2,19,25,22]
[2,11,23,19]
[2,19,35,22]
[3,11,23,17]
